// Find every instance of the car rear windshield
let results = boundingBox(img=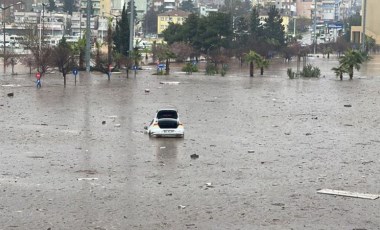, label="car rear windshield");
[157,110,178,119]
